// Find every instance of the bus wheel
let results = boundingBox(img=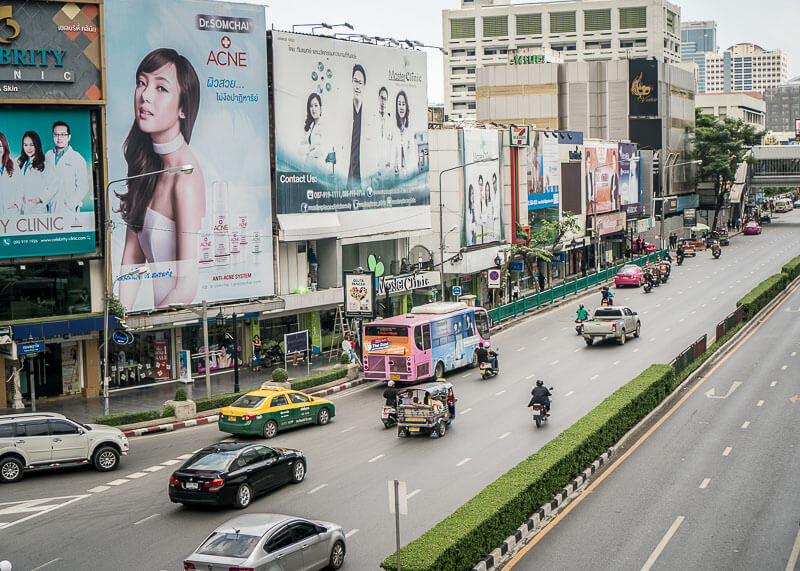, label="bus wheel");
[470,352,479,368]
[434,362,444,379]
